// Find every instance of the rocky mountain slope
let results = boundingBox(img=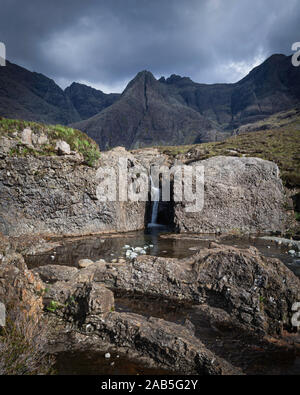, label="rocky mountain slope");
[71,71,221,150]
[0,54,299,150]
[64,82,120,120]
[0,61,80,124]
[72,54,300,149]
[159,54,300,130]
[0,61,118,125]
